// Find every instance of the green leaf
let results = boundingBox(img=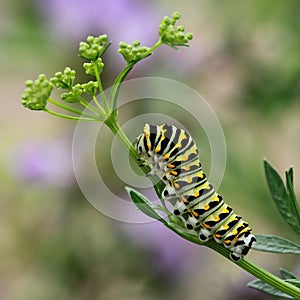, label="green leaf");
[264,160,300,235]
[280,268,298,280]
[285,167,300,235]
[126,187,166,223]
[286,279,300,289]
[253,234,300,254]
[248,279,293,299]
